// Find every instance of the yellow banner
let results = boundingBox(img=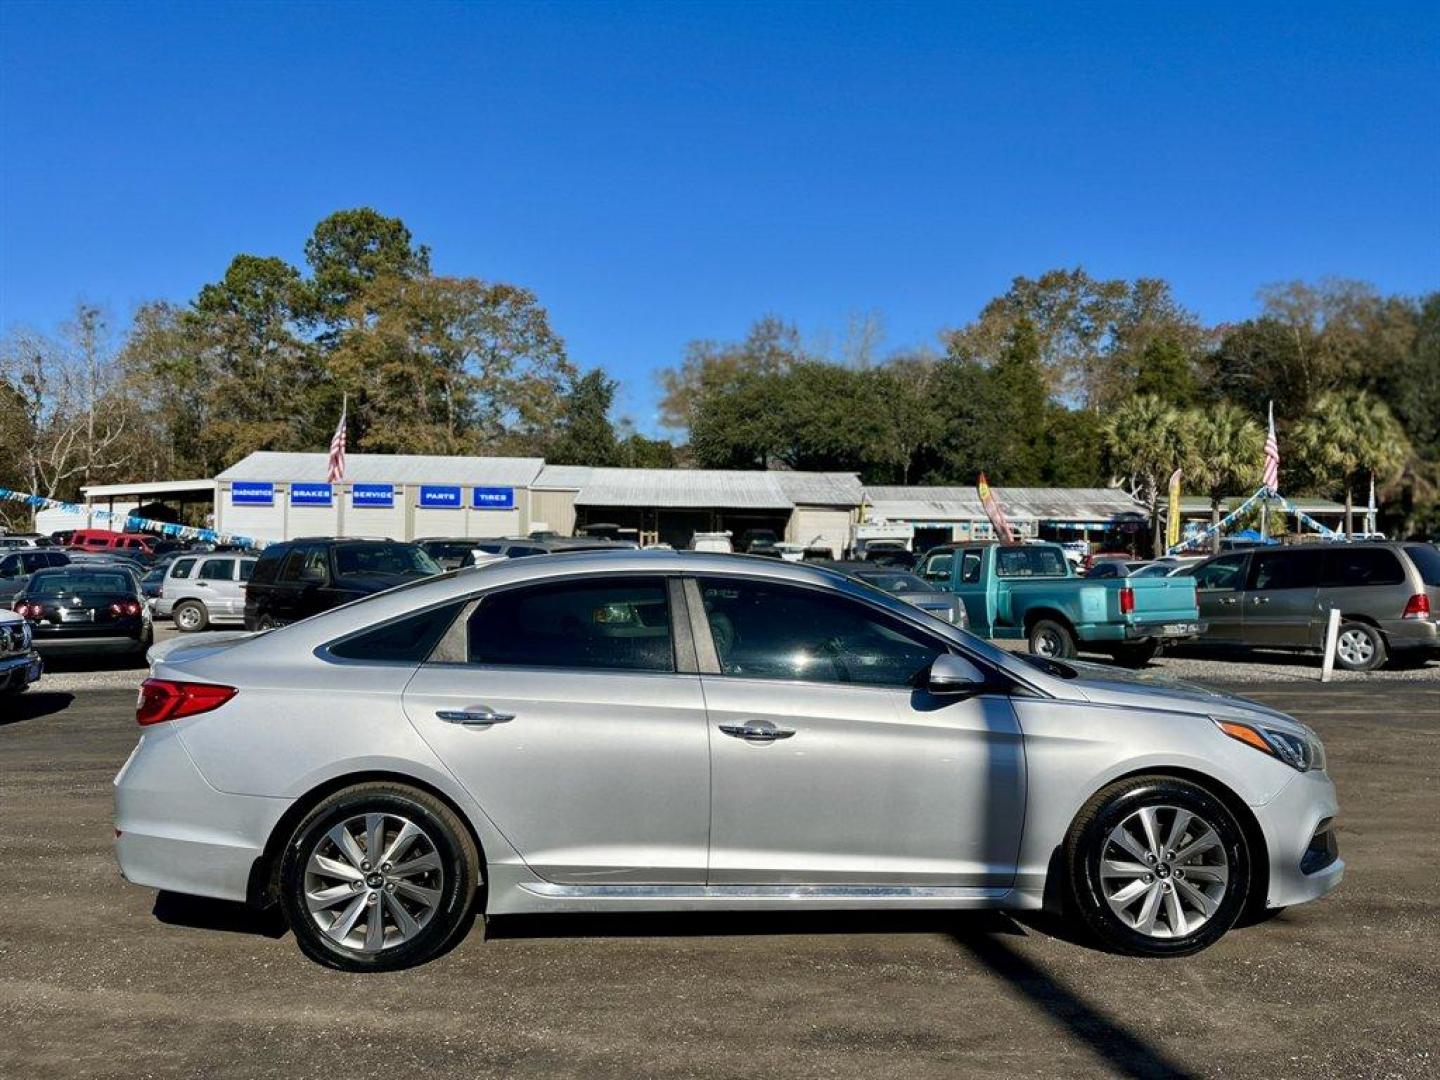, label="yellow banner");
[1166,468,1182,549]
